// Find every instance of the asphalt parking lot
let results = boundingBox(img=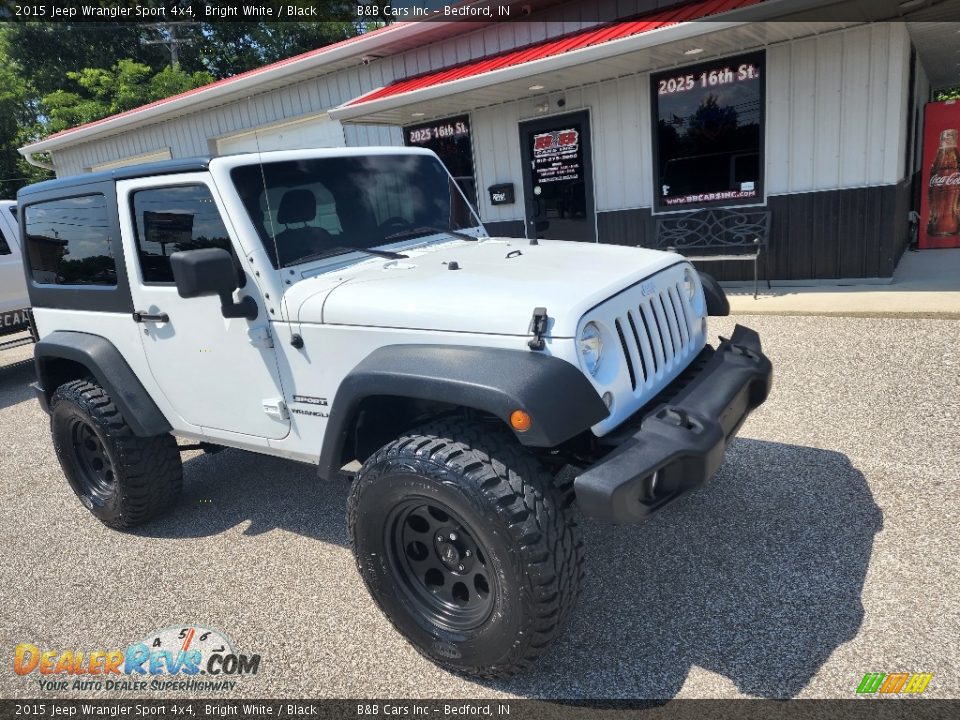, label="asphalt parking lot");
[1,314,958,700]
